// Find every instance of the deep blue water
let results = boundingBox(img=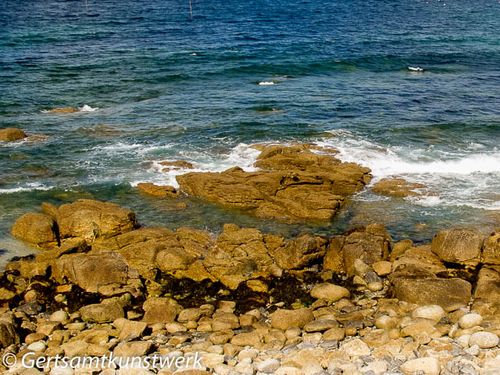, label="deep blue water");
[1,0,499,263]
